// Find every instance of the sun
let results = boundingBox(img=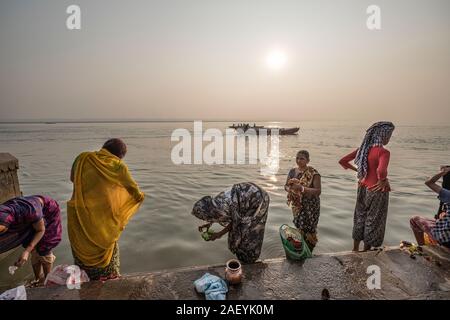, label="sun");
[265,49,287,70]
